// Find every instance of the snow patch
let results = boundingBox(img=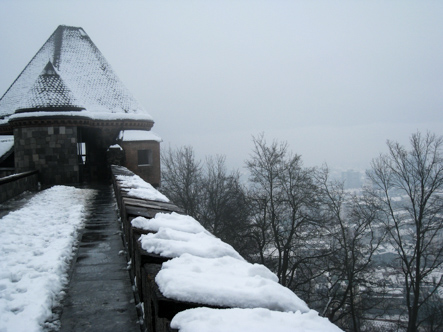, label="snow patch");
[139,227,244,260]
[131,213,207,234]
[116,174,169,202]
[0,186,95,332]
[171,307,343,332]
[108,144,123,150]
[156,253,309,313]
